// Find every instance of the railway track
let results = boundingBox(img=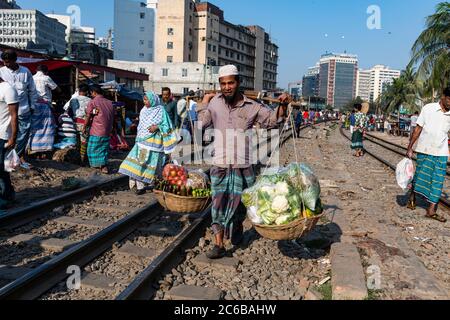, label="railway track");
[340,128,450,207]
[0,120,336,300]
